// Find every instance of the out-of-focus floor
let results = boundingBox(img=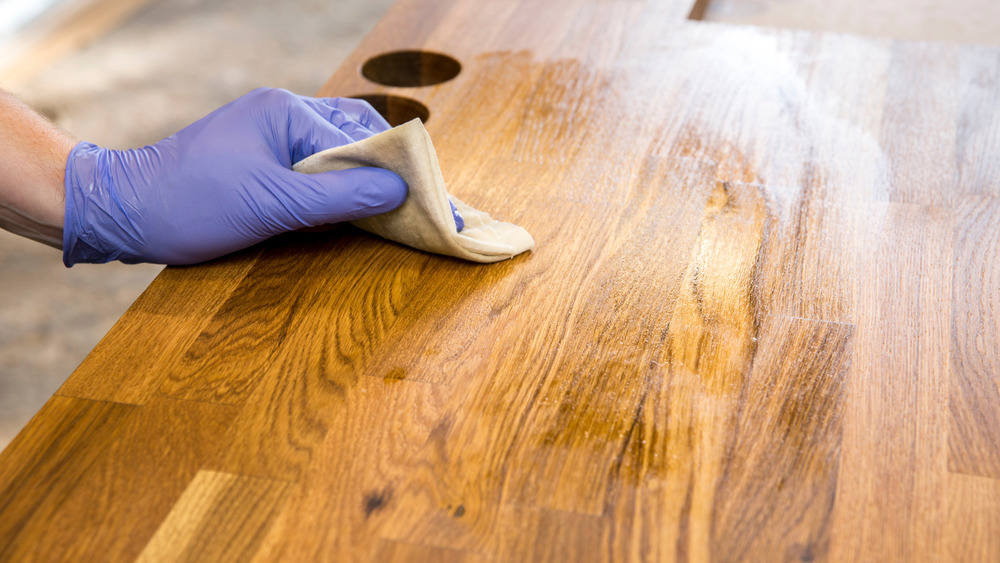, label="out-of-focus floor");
[0,0,394,449]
